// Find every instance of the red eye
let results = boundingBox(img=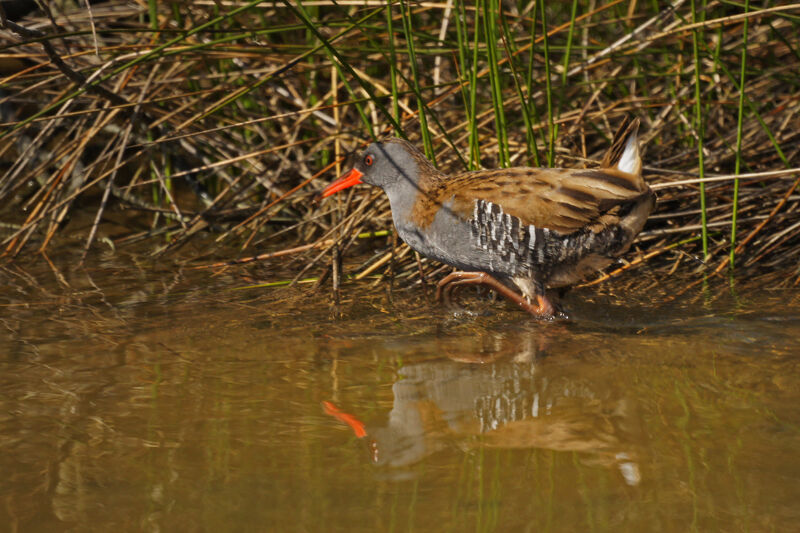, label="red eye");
[364,155,374,166]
